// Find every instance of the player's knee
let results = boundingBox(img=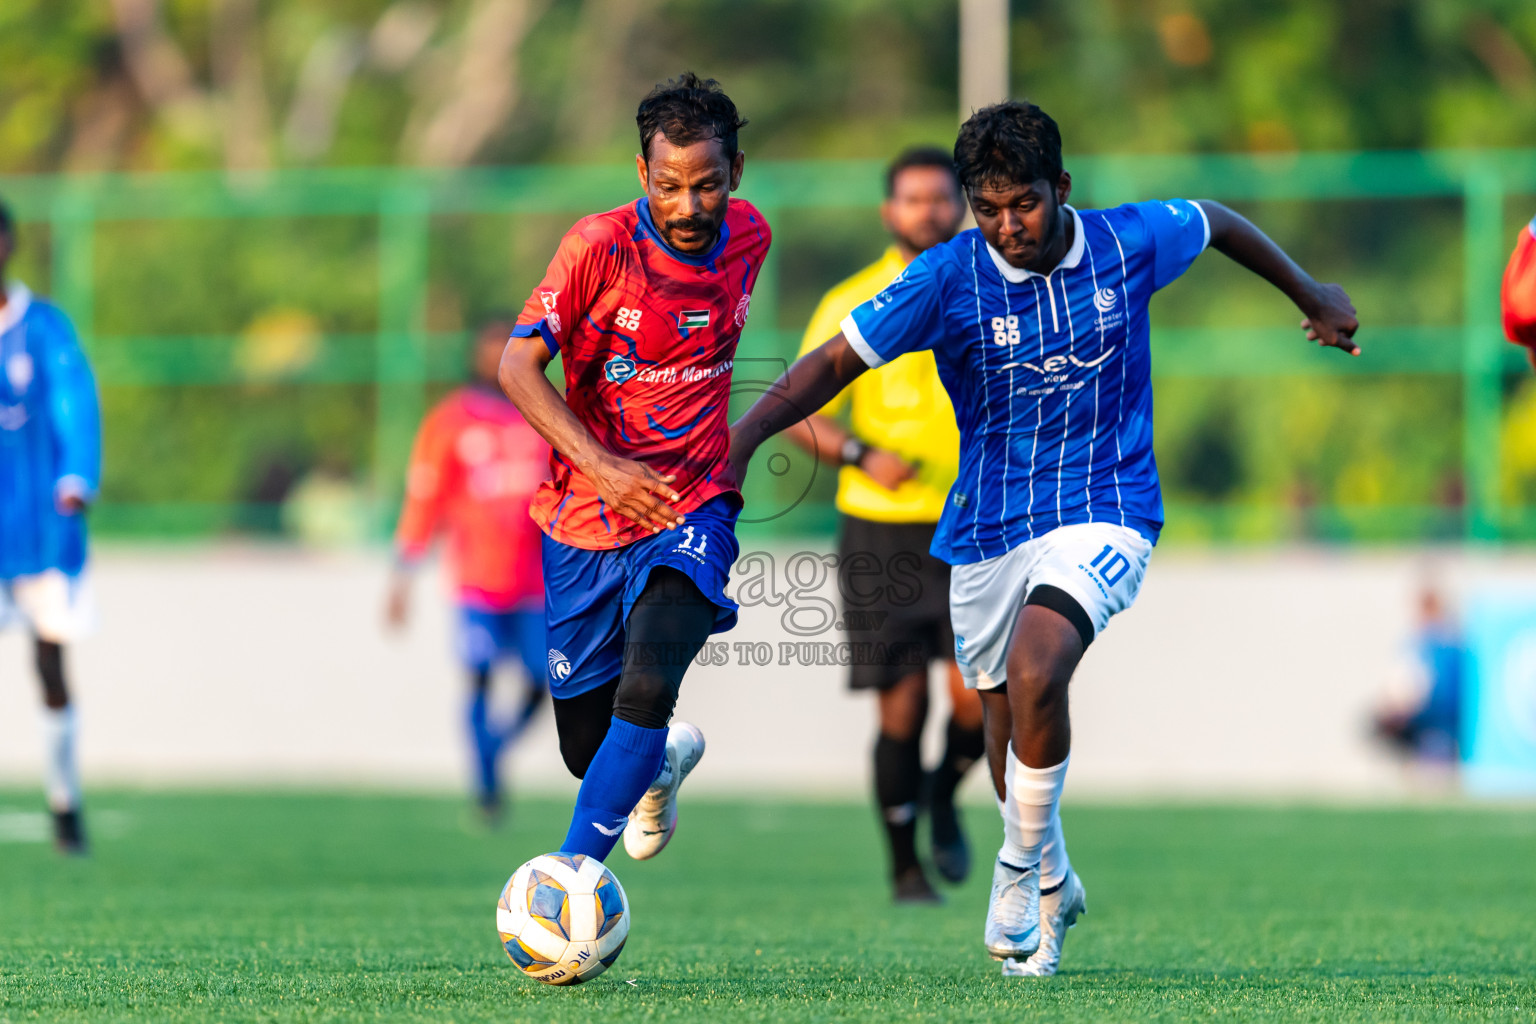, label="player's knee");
[612,670,677,731]
[1005,658,1068,713]
[35,640,70,710]
[559,733,600,779]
